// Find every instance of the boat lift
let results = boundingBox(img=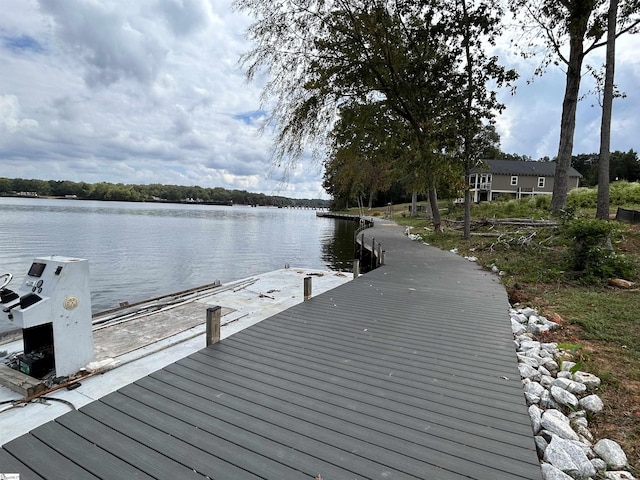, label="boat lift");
[0,256,94,379]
